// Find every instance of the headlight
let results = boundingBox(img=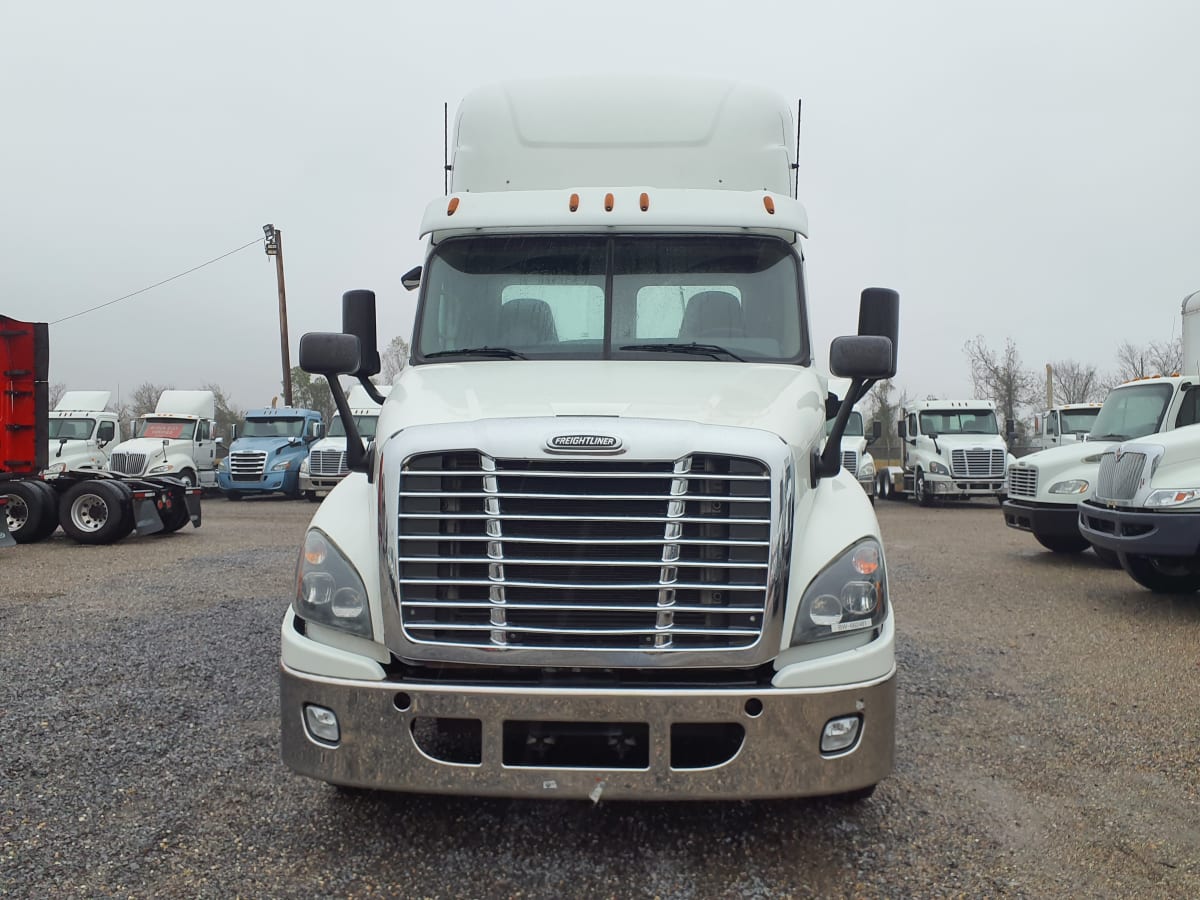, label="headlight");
[272,459,293,472]
[299,457,309,474]
[294,529,372,638]
[1049,479,1089,494]
[792,538,887,645]
[46,462,68,475]
[929,460,949,476]
[858,460,875,478]
[148,463,172,473]
[1144,489,1200,508]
